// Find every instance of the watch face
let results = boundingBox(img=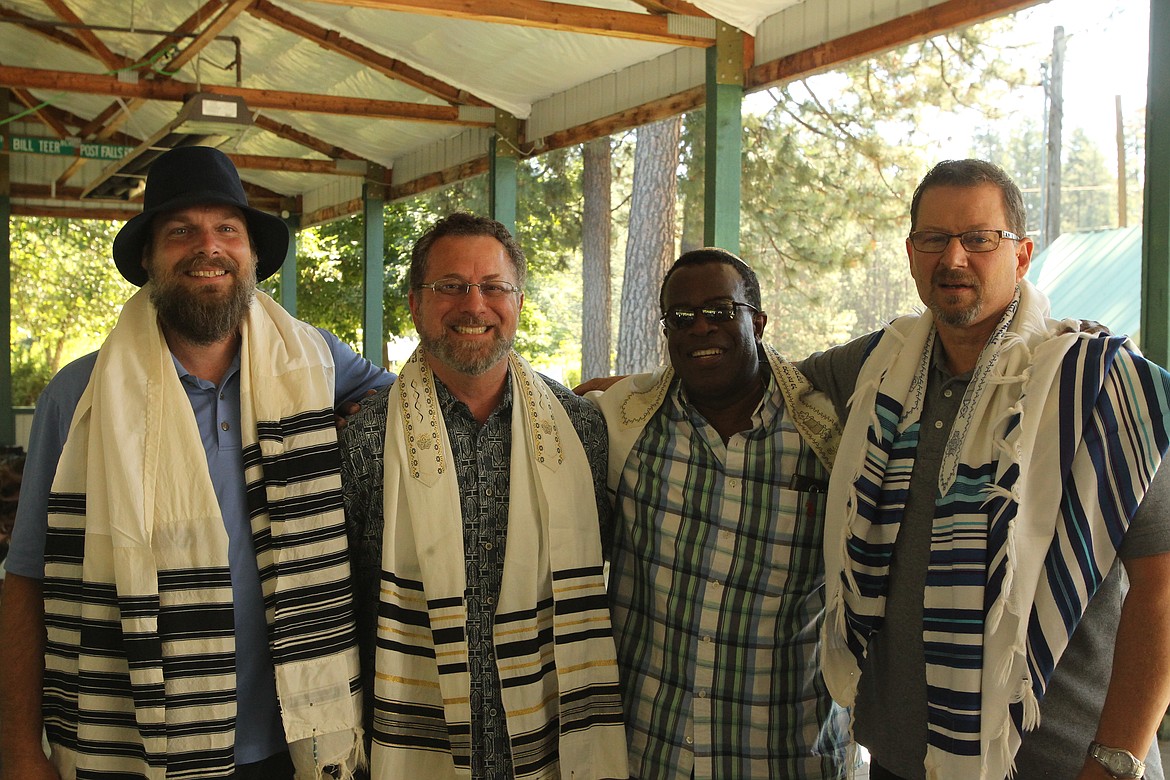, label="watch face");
[1103,750,1141,777]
